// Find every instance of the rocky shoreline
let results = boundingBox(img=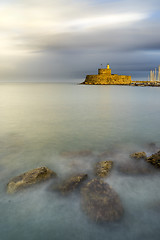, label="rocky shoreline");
[81,82,160,87]
[6,148,160,223]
